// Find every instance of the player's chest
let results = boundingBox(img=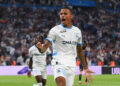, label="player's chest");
[32,49,45,56]
[57,29,78,41]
